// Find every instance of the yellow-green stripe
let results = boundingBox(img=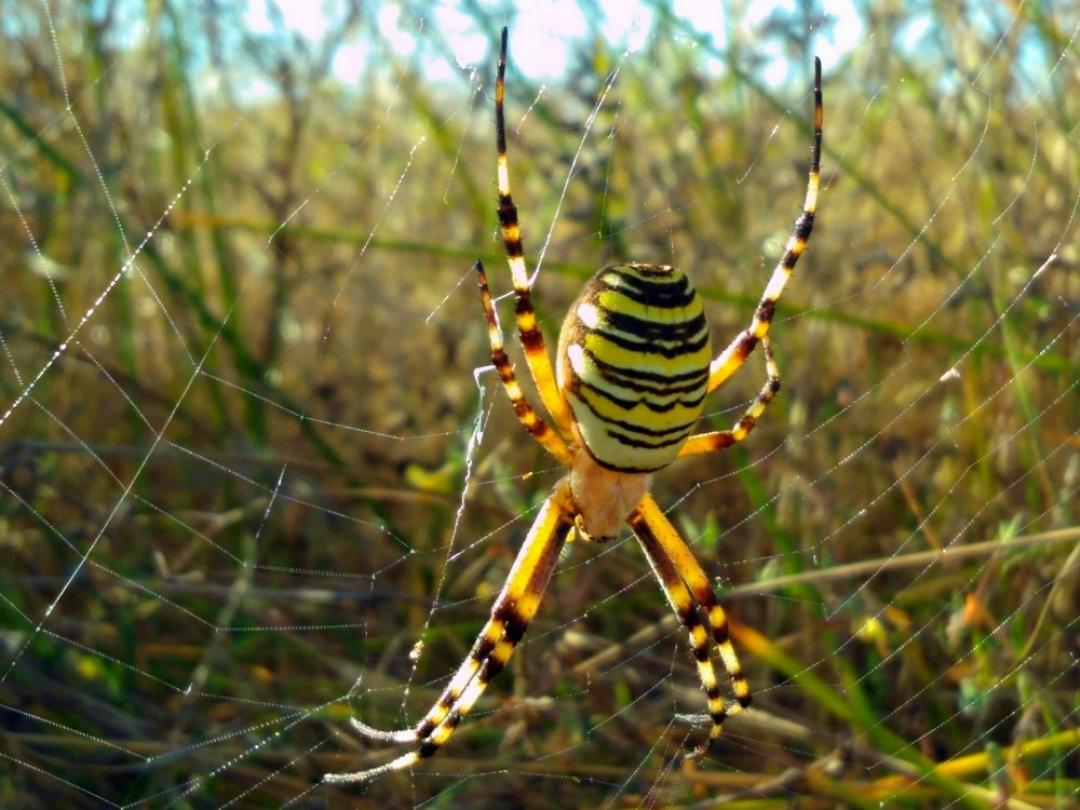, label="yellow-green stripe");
[558,263,711,473]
